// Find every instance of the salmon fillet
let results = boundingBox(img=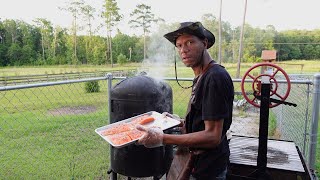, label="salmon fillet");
[101,123,133,136]
[107,132,132,145]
